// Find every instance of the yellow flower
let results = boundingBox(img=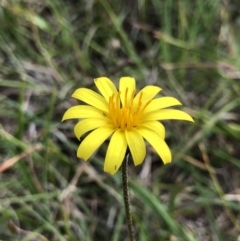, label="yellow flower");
[62,77,193,175]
